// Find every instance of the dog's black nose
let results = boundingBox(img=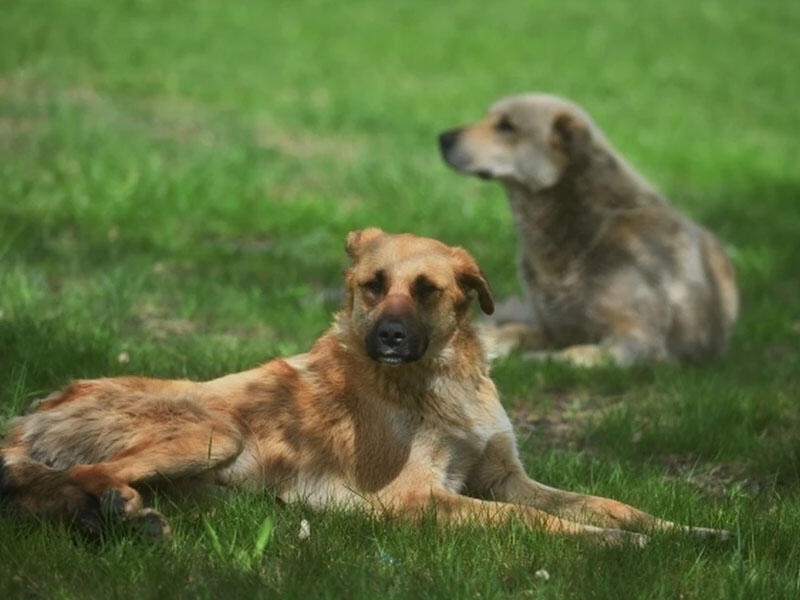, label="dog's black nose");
[438,129,460,154]
[377,320,407,349]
